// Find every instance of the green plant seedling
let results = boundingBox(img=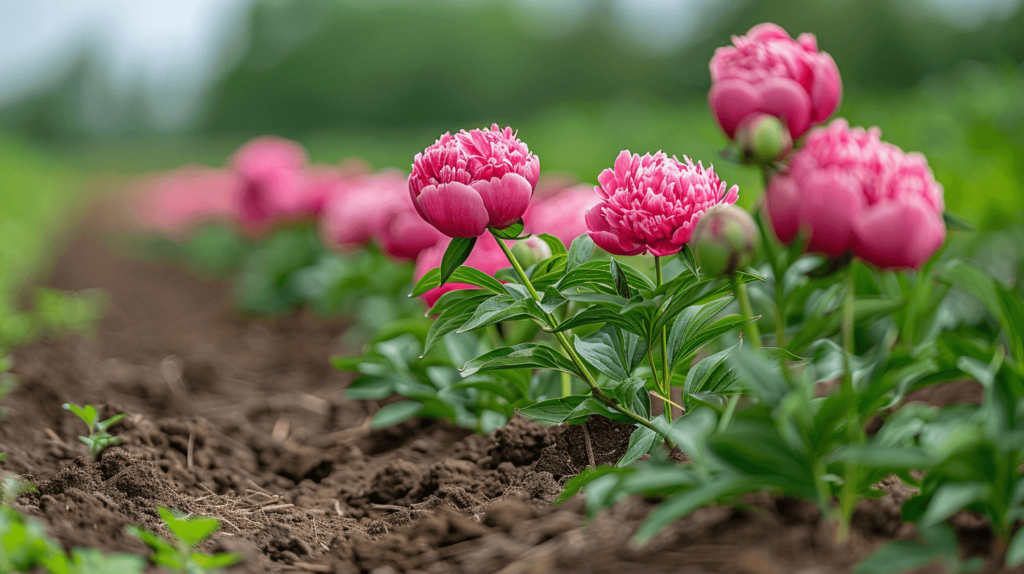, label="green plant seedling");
[129,507,240,574]
[62,403,125,461]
